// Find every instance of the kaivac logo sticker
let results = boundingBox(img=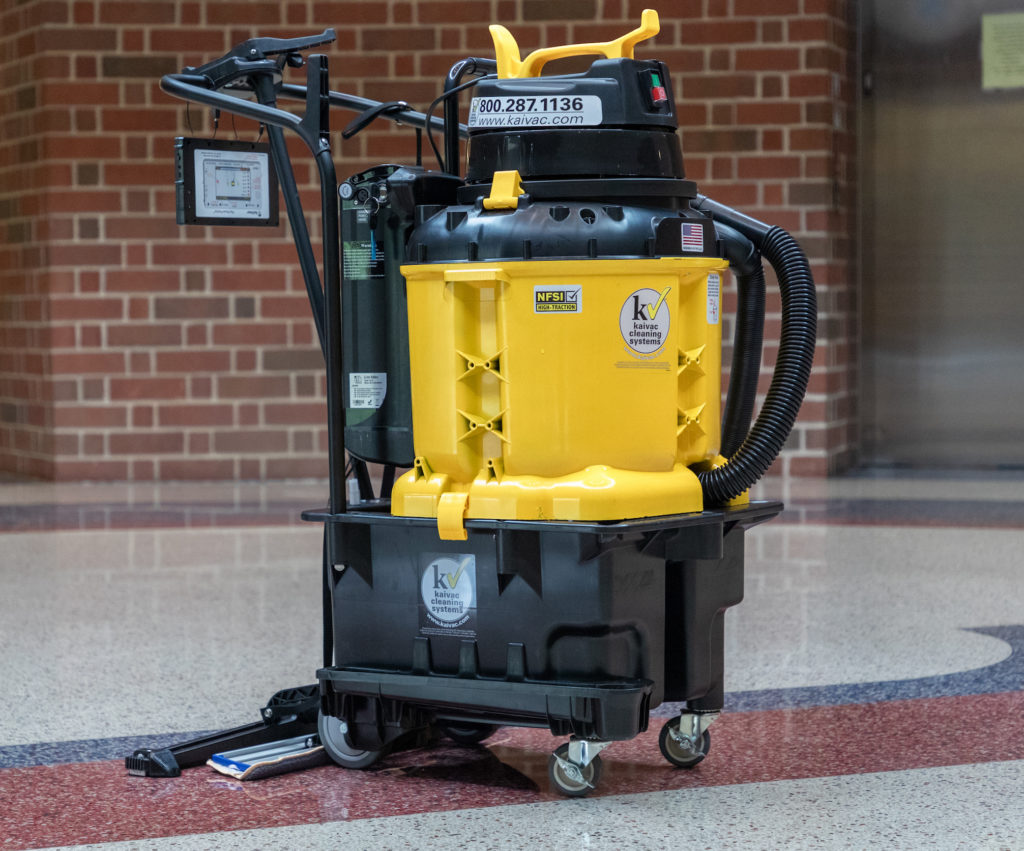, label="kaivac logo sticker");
[620,286,671,355]
[420,555,476,635]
